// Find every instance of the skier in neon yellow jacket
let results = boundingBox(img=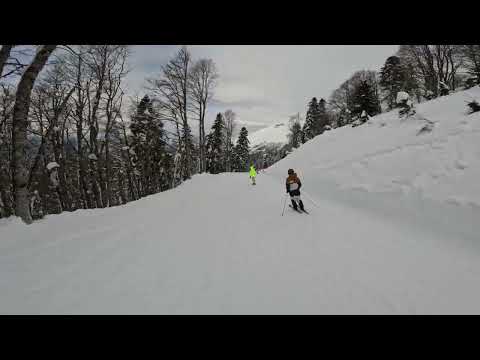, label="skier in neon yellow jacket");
[249,165,257,185]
